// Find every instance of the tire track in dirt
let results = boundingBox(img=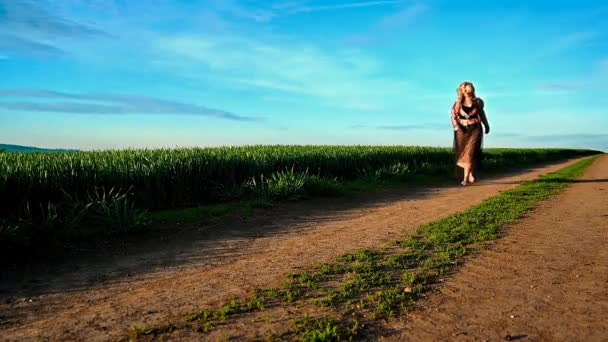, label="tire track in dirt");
[385,155,608,341]
[0,158,593,341]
